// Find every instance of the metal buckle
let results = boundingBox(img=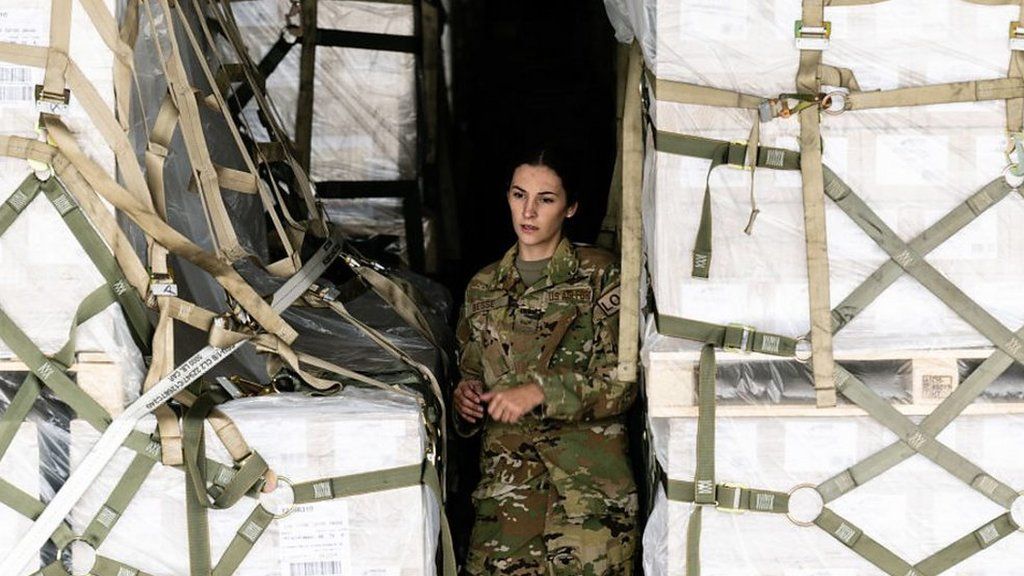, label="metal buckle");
[723,323,755,353]
[795,20,831,51]
[149,277,178,298]
[1011,22,1024,51]
[821,86,849,115]
[34,85,71,116]
[727,140,754,171]
[717,482,747,514]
